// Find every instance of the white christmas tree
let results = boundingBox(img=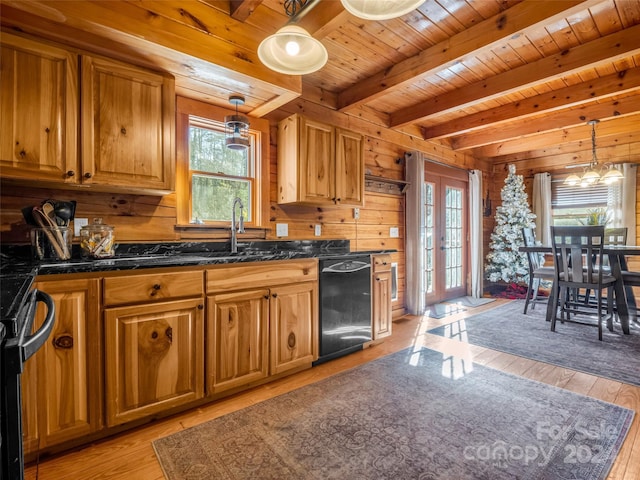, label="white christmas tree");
[485,164,536,284]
